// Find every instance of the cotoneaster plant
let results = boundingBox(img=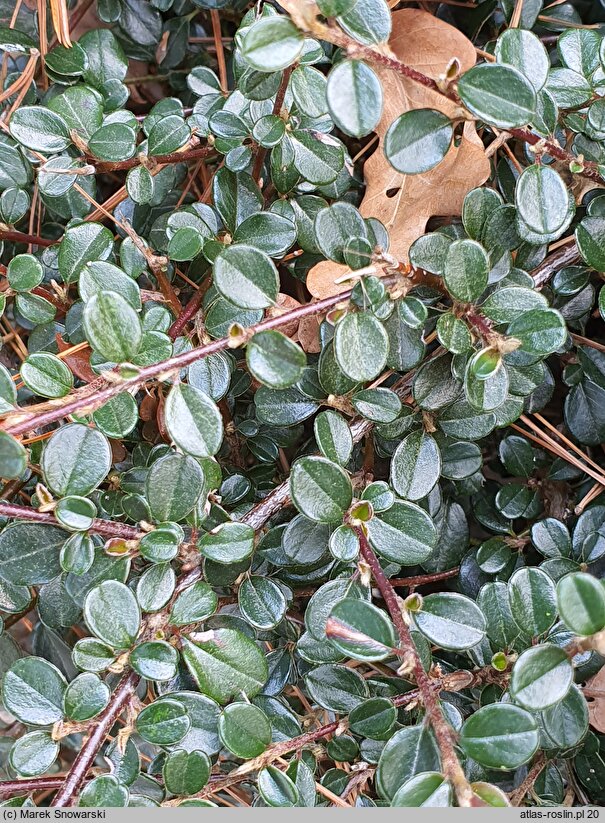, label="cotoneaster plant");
[0,0,604,809]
